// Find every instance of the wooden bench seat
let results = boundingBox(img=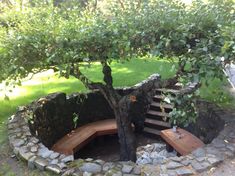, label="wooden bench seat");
[52,119,117,155]
[160,128,204,156]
